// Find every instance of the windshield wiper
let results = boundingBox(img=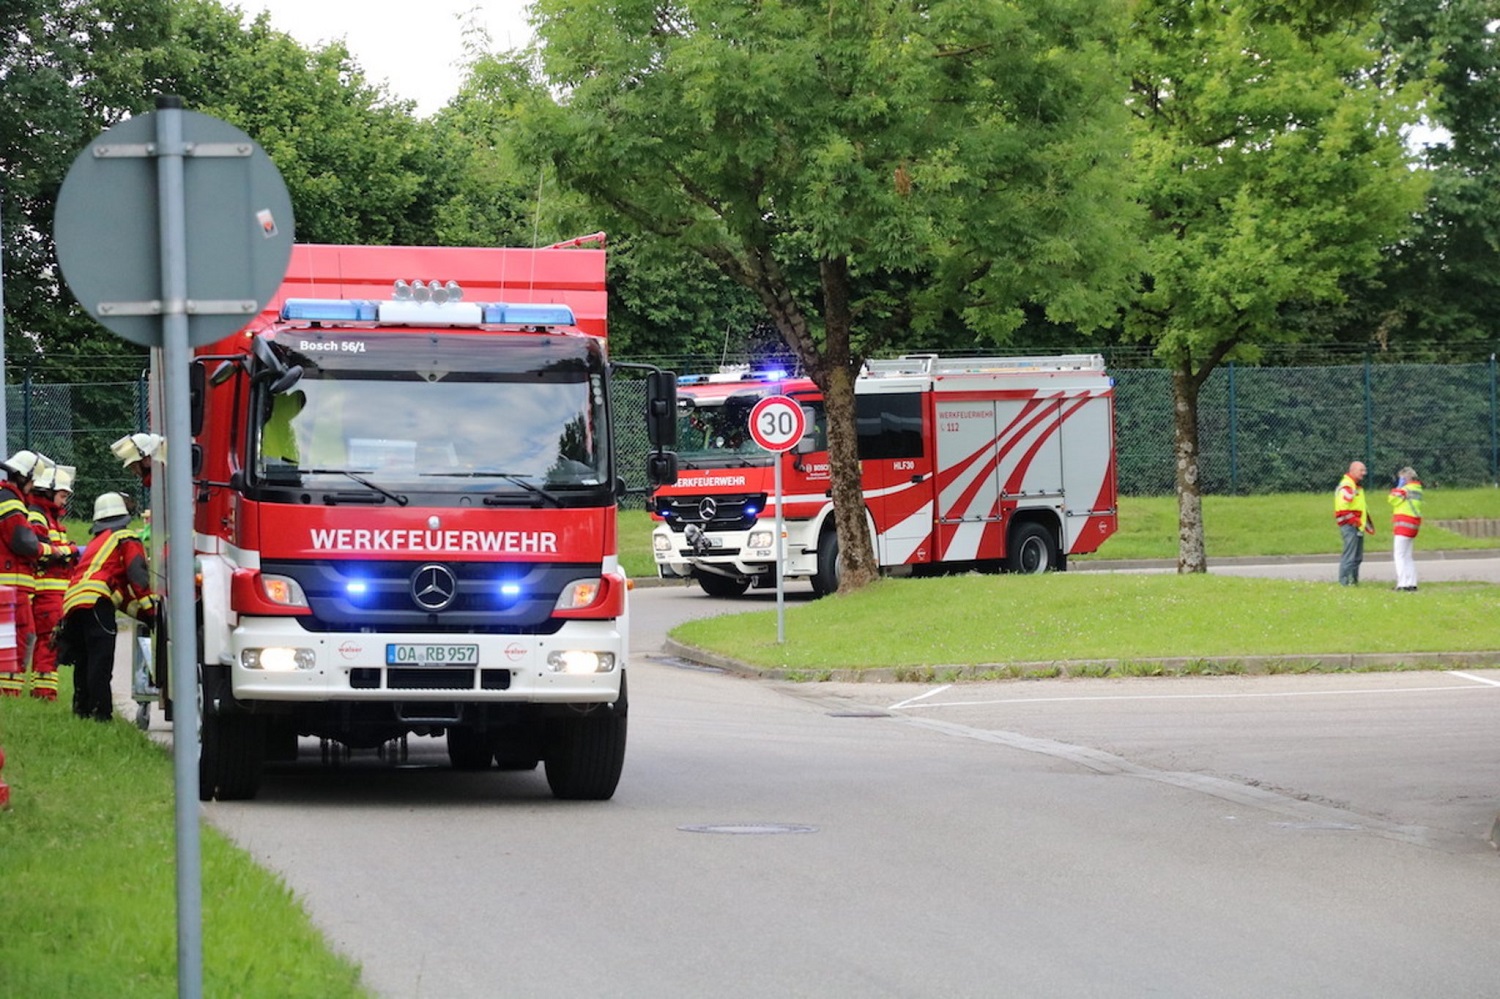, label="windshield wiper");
[305,468,408,506]
[426,471,564,508]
